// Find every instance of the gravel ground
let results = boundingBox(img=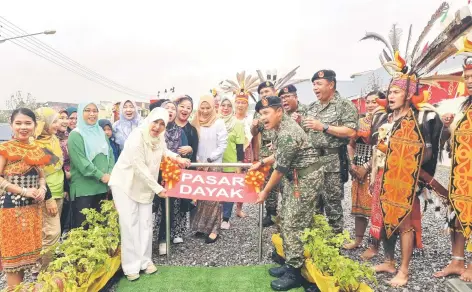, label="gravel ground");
[0,166,459,291]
